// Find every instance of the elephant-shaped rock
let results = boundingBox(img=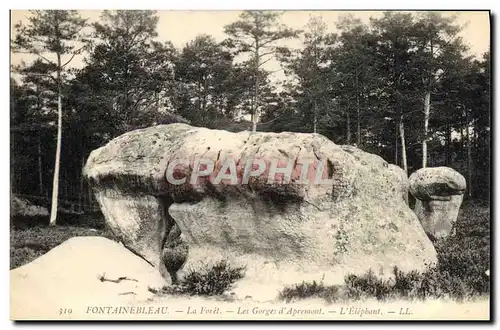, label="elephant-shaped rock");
[409,166,466,240]
[83,123,437,294]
